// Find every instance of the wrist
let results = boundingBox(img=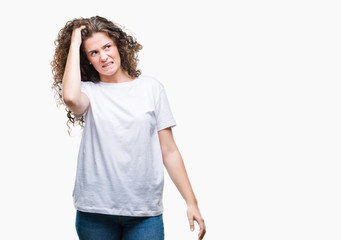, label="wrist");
[70,42,81,50]
[186,199,198,207]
